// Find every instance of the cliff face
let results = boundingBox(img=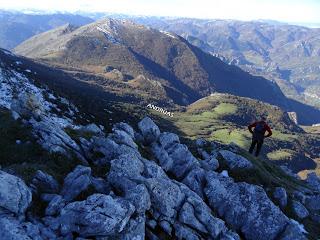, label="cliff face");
[0,115,319,239]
